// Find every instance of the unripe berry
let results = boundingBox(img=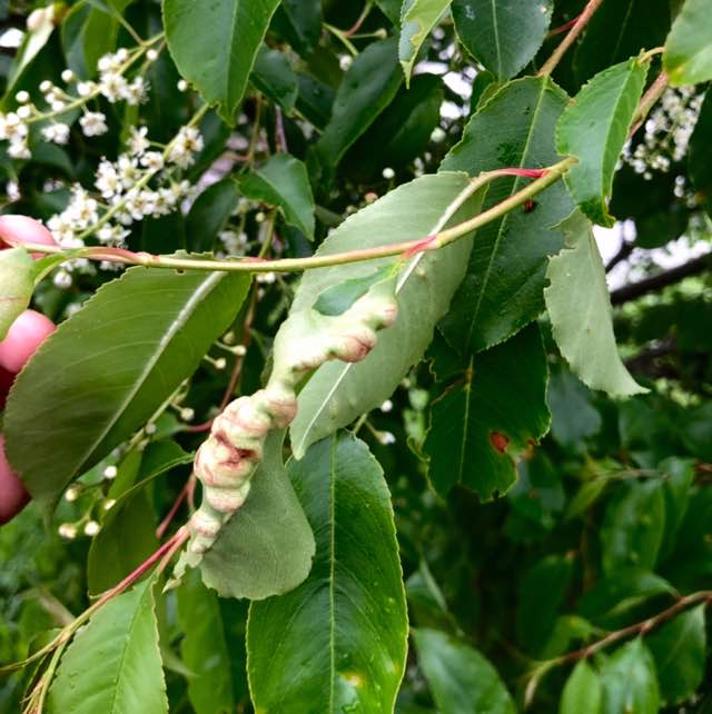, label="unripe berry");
[0,310,56,373]
[0,435,30,524]
[0,214,56,257]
